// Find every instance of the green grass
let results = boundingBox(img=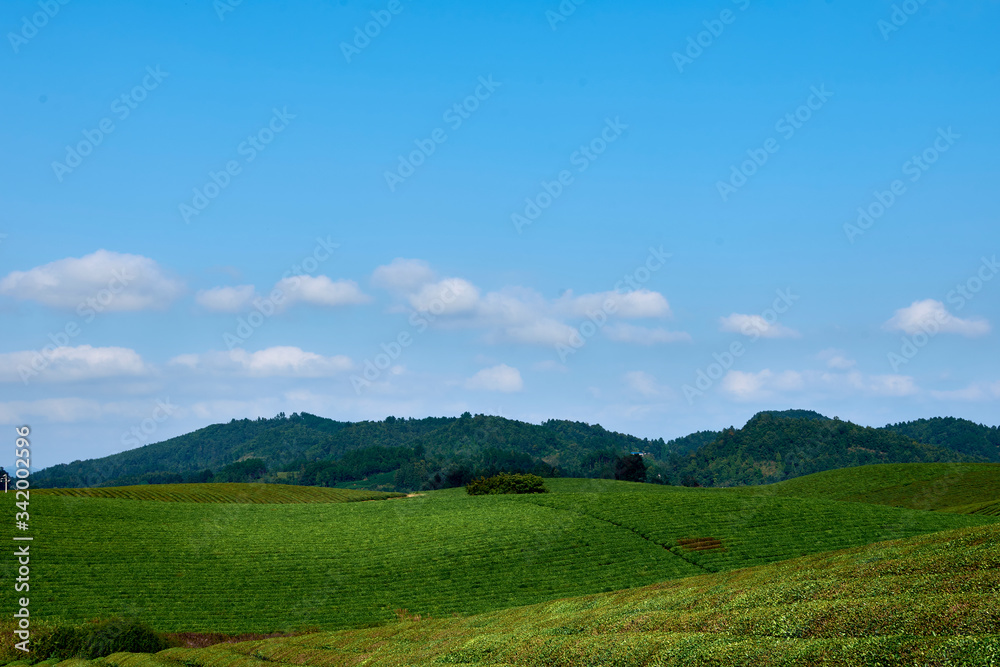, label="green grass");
[35,483,405,503]
[14,522,1000,666]
[755,462,1000,510]
[3,479,995,635]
